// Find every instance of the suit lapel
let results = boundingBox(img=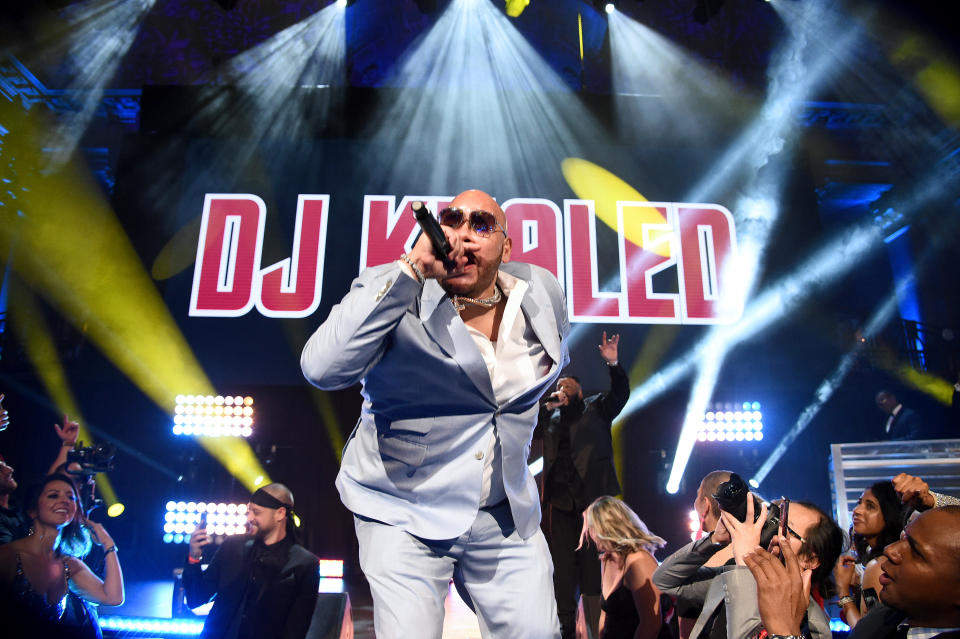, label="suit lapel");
[520,289,562,370]
[420,280,496,404]
[690,579,724,639]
